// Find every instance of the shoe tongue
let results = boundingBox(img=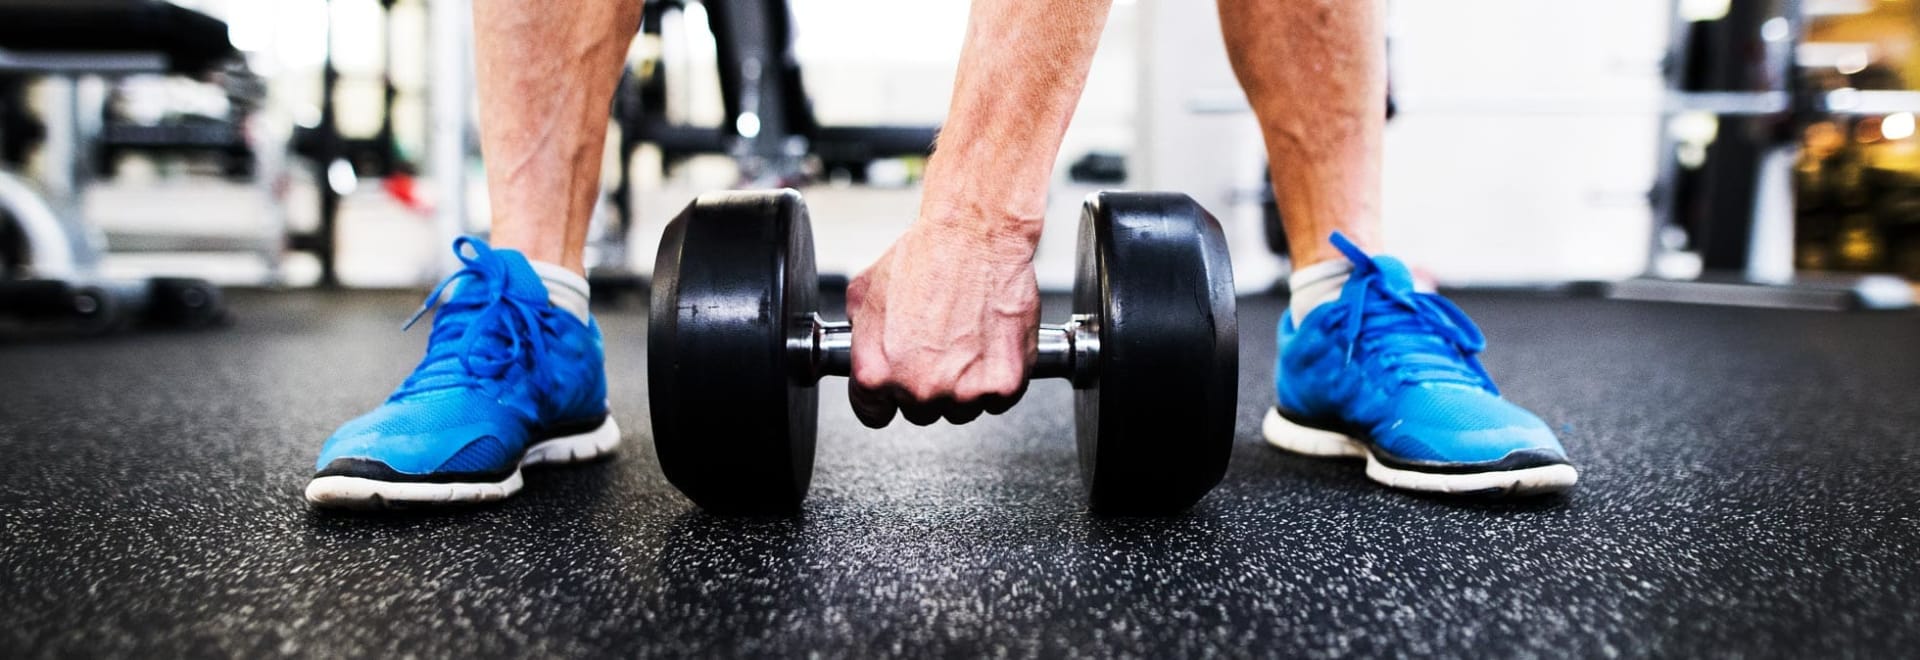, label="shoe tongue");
[491,249,551,301]
[1368,255,1419,294]
[447,247,550,305]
